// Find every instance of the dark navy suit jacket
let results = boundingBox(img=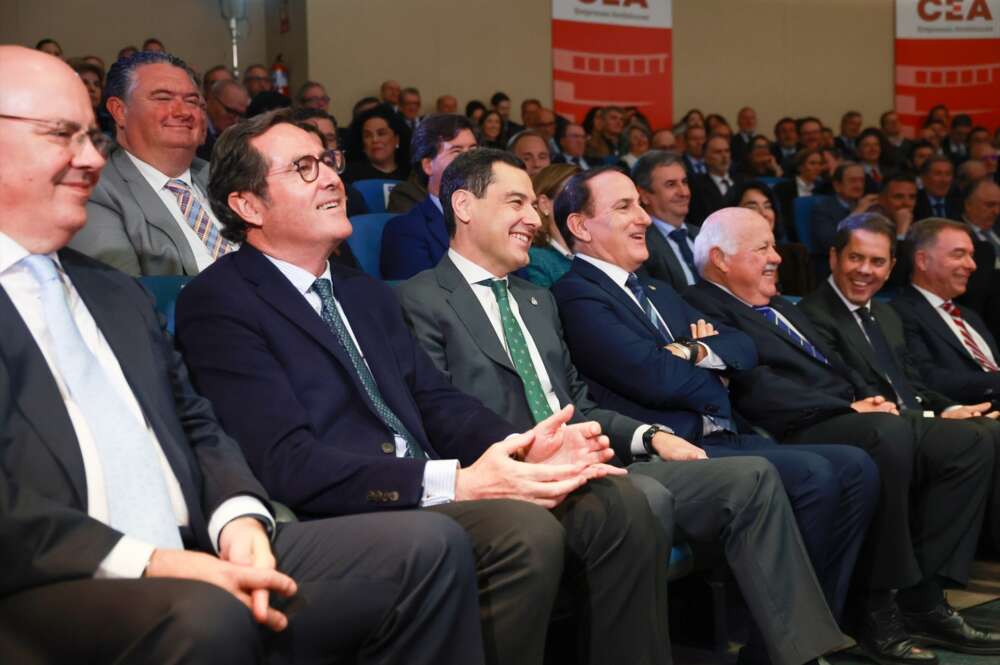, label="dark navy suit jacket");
[380,195,448,280]
[175,243,514,518]
[551,258,756,441]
